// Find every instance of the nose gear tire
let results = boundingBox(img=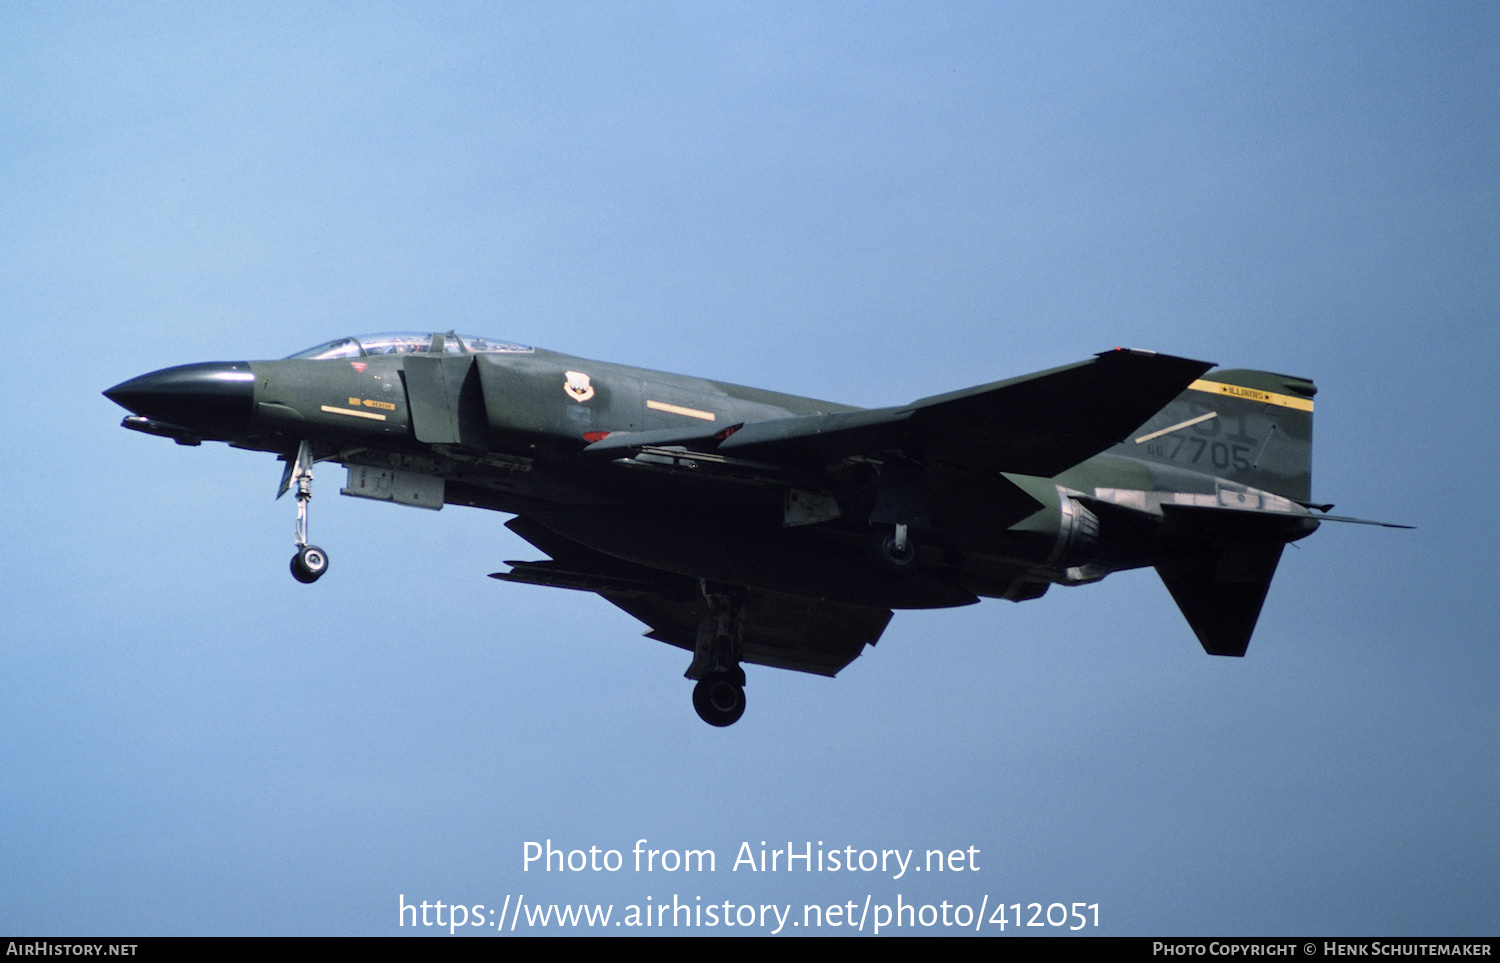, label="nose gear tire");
[291,545,329,583]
